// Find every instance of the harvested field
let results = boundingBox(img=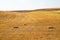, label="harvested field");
[0,10,60,40]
